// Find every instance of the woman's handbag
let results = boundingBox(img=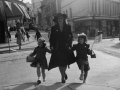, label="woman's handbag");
[26,55,35,62]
